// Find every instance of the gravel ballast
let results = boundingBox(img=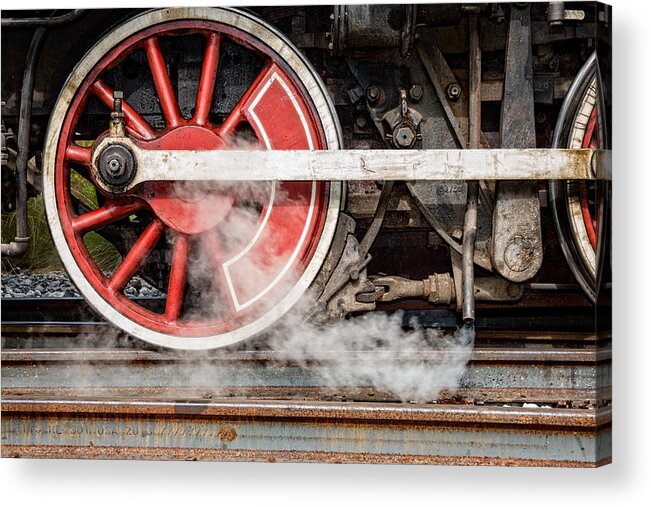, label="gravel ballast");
[1,271,165,298]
